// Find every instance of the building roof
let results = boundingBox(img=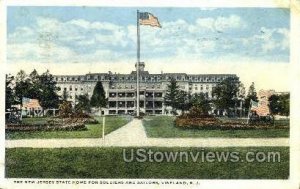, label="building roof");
[22,98,42,109]
[130,71,150,75]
